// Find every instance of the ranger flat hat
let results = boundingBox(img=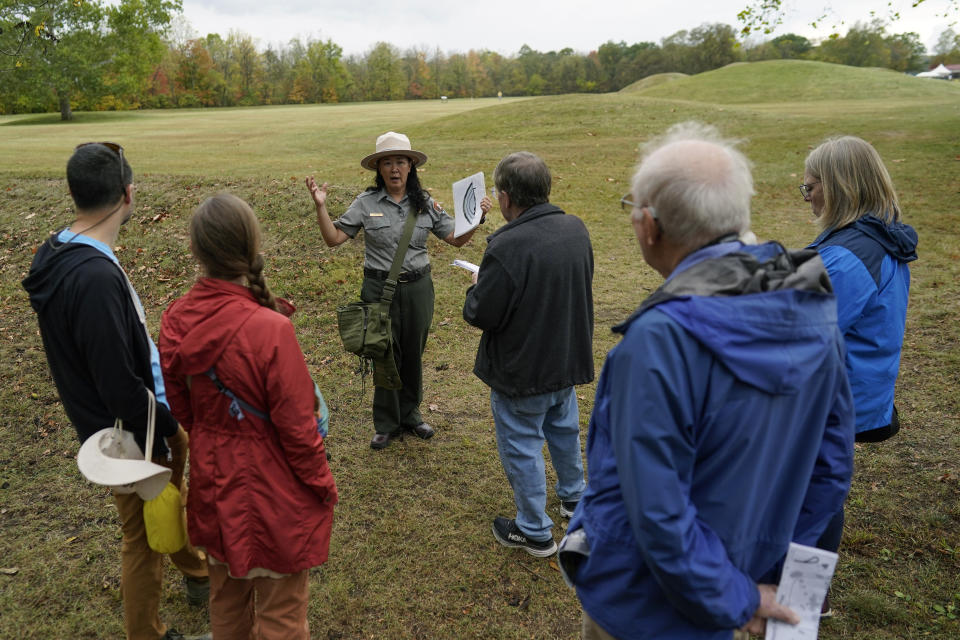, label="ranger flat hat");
[360,131,428,170]
[77,427,171,501]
